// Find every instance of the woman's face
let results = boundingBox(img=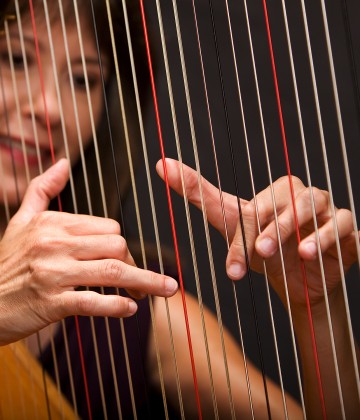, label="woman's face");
[0,9,107,207]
